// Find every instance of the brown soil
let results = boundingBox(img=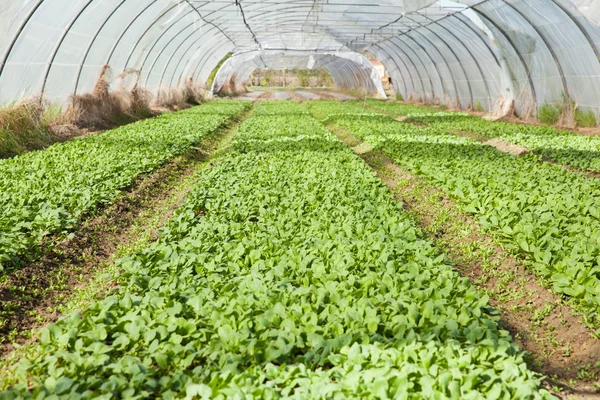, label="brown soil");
[330,124,600,398]
[0,112,248,358]
[451,130,531,157]
[288,91,306,102]
[450,129,488,143]
[308,90,336,100]
[256,91,273,101]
